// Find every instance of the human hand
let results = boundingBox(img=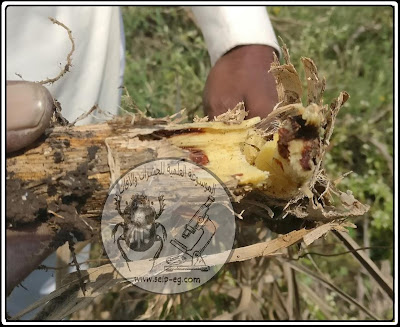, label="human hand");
[6,81,55,295]
[203,45,278,119]
[7,80,54,153]
[6,225,55,296]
